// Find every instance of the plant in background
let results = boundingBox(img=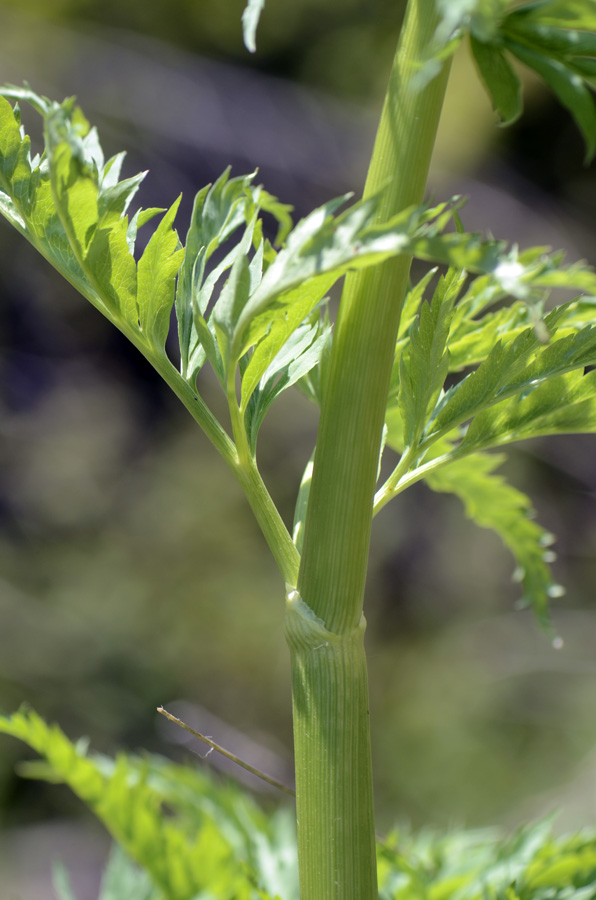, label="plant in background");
[2,0,596,898]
